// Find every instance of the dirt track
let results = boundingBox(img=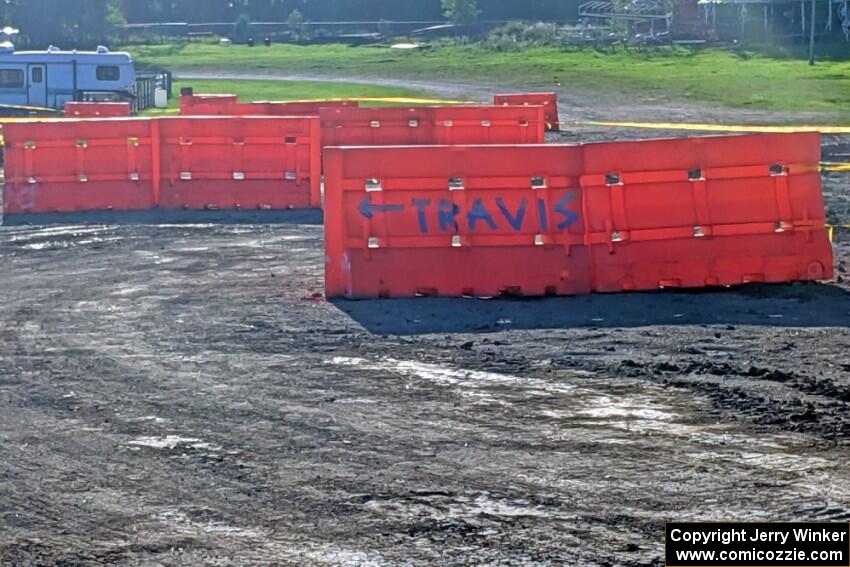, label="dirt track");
[1,98,849,565]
